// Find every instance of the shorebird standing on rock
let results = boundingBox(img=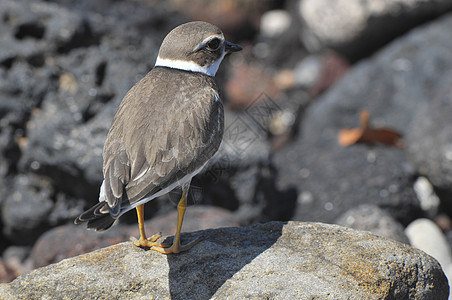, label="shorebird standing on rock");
[75,21,242,254]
